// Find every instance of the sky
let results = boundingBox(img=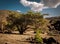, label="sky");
[0,0,60,17]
